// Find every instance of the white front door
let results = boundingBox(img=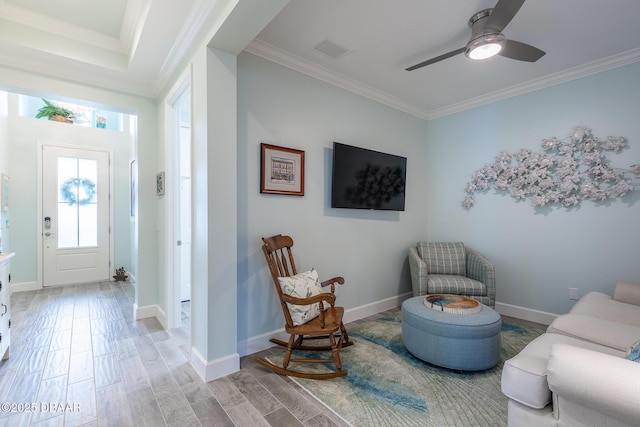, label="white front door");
[42,145,111,286]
